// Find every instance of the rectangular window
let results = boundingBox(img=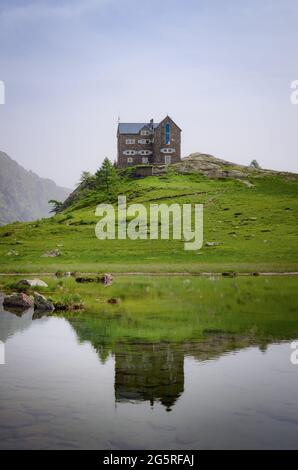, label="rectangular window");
[142,157,149,164]
[165,123,171,144]
[165,155,171,164]
[125,139,135,144]
[127,157,133,163]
